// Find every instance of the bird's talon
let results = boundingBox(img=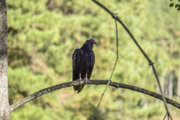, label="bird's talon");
[79,78,82,85]
[85,78,88,84]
